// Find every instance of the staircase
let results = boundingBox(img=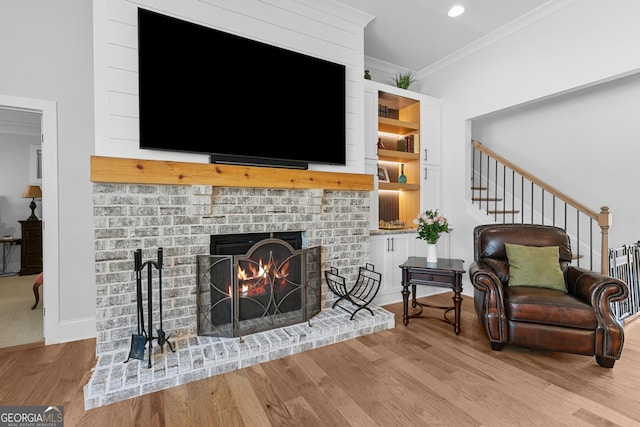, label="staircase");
[471,188,520,217]
[470,140,611,273]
